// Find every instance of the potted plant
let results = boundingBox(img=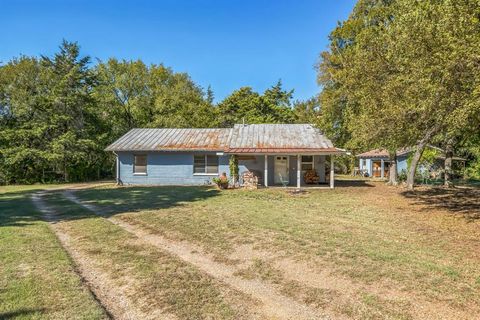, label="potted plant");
[212,172,229,189]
